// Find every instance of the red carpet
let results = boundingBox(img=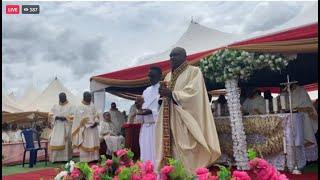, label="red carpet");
[2,168,57,180]
[2,168,317,180]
